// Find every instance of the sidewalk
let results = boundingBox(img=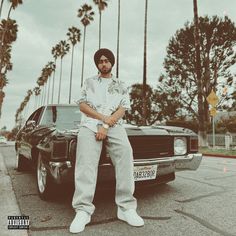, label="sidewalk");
[0,152,28,236]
